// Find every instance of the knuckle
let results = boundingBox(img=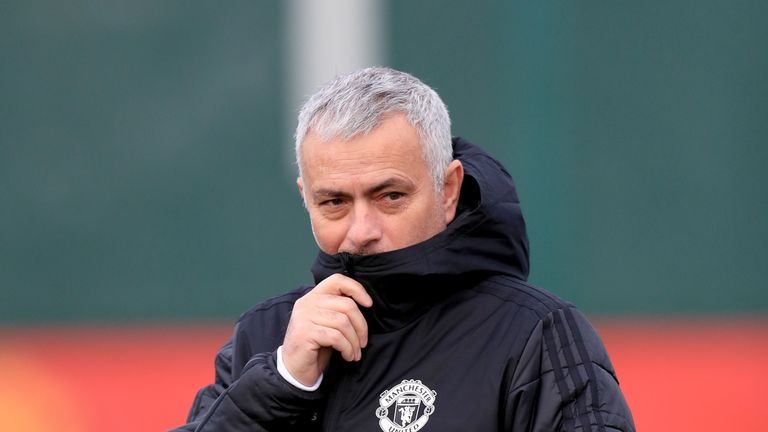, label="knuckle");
[325,273,343,286]
[340,297,357,313]
[331,312,347,327]
[331,330,345,344]
[294,296,311,309]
